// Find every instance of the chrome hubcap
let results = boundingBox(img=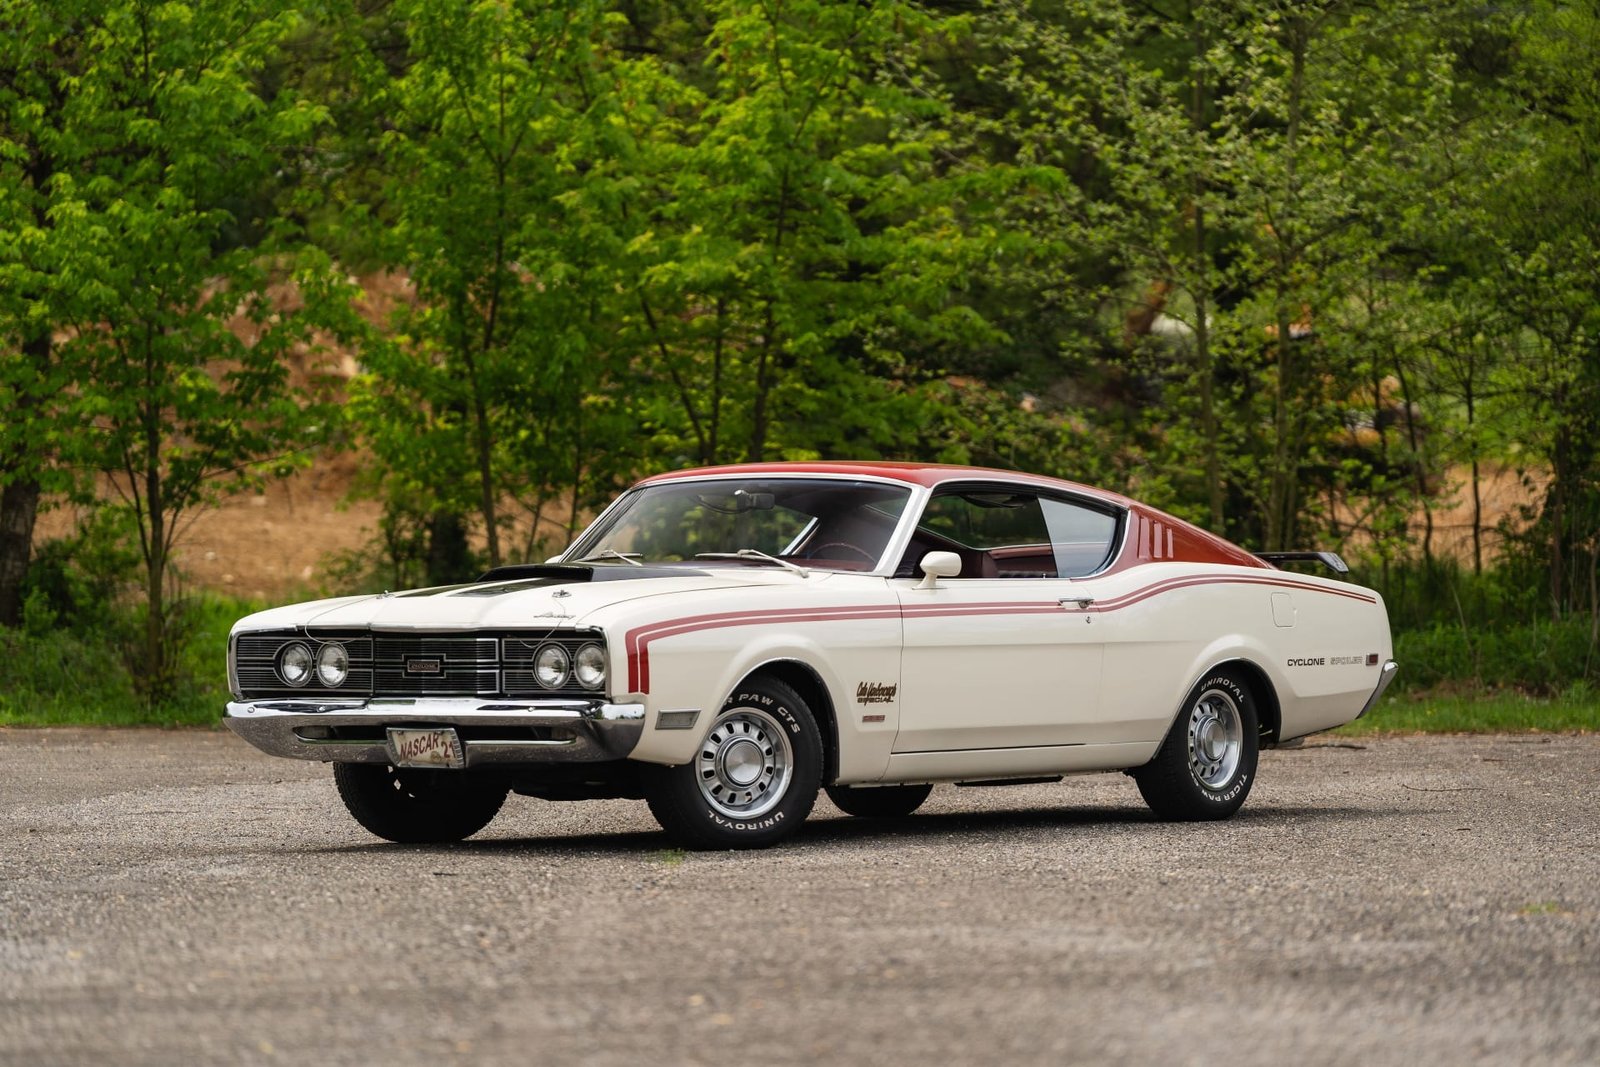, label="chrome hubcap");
[1187,689,1243,789]
[697,707,793,819]
[722,739,764,786]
